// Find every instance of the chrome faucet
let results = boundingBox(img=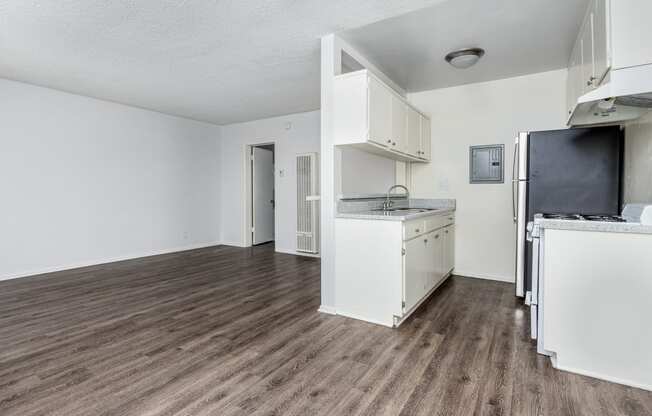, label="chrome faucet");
[383,184,410,210]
